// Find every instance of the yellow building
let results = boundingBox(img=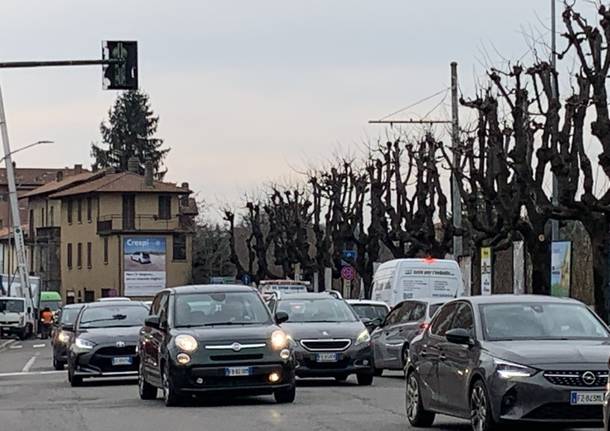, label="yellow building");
[25,167,196,303]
